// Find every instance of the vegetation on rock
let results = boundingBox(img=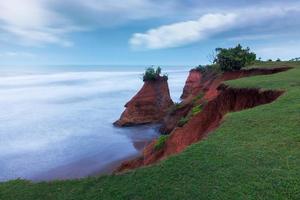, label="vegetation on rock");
[143,66,168,81]
[154,135,169,151]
